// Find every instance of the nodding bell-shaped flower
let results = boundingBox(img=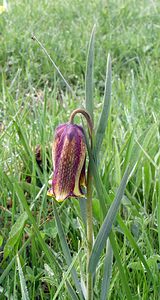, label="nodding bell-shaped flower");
[48,123,86,202]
